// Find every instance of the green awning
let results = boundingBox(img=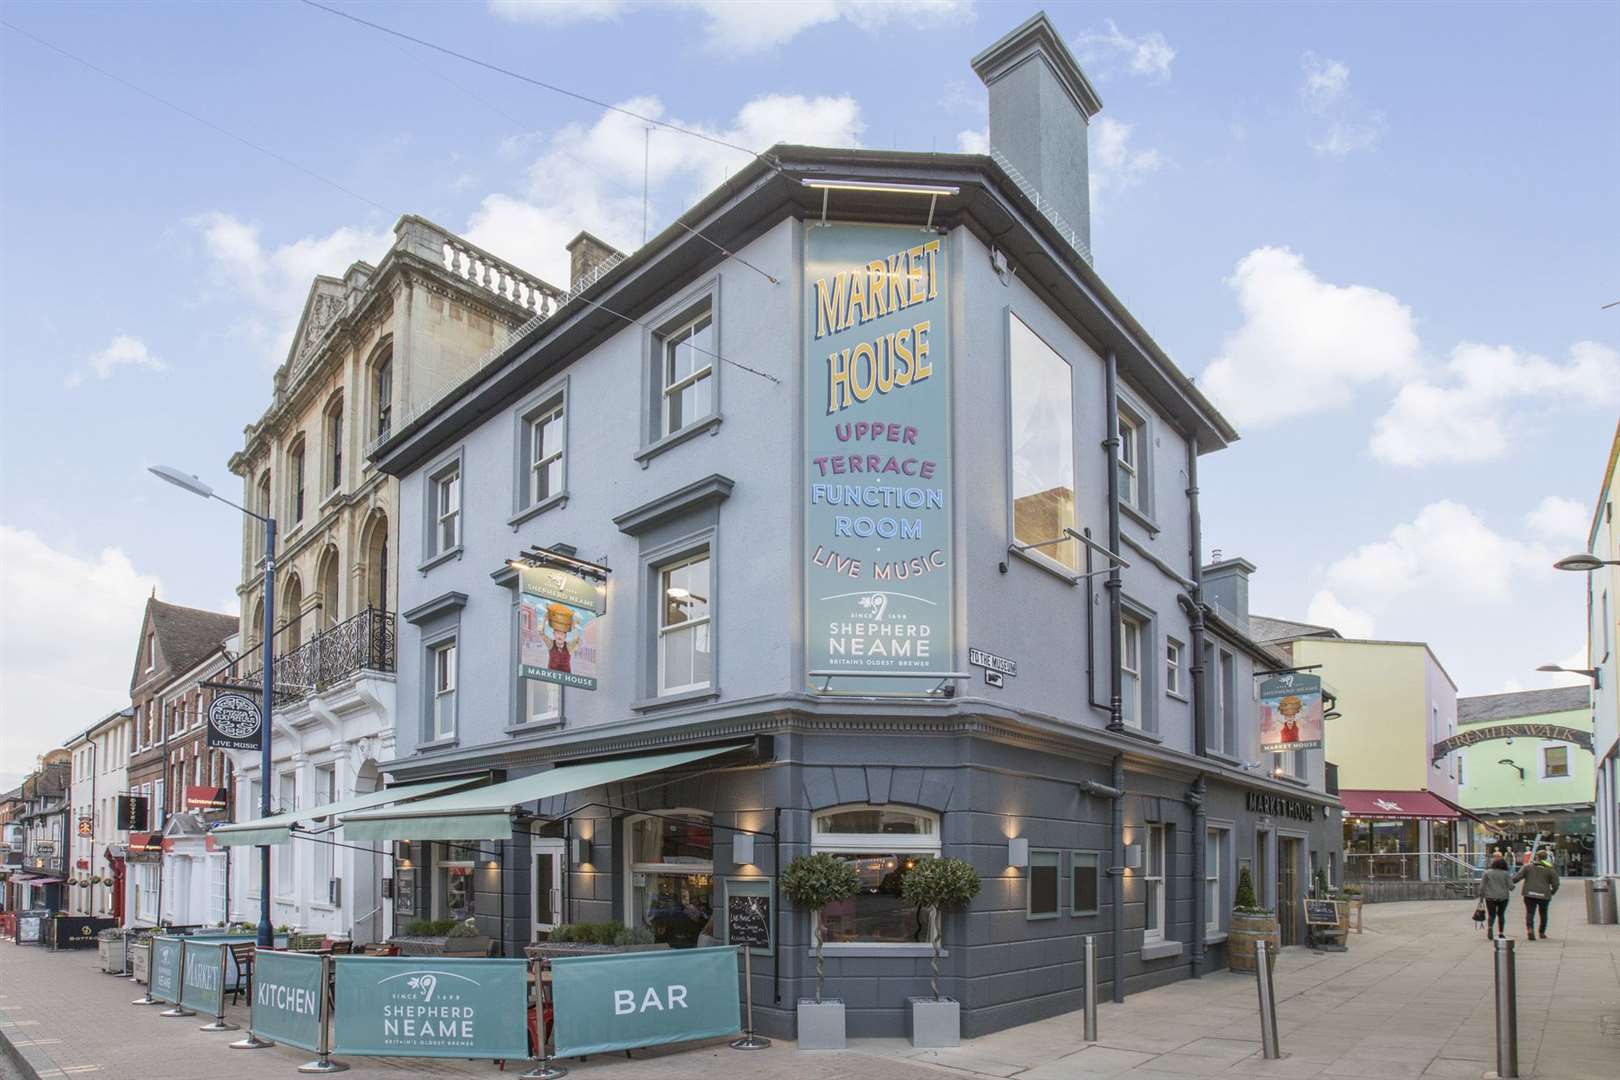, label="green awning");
[212,777,478,847]
[342,744,747,843]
